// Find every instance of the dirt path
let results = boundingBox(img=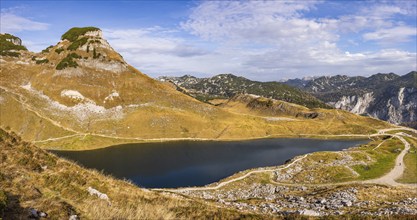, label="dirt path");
[364,135,410,186]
